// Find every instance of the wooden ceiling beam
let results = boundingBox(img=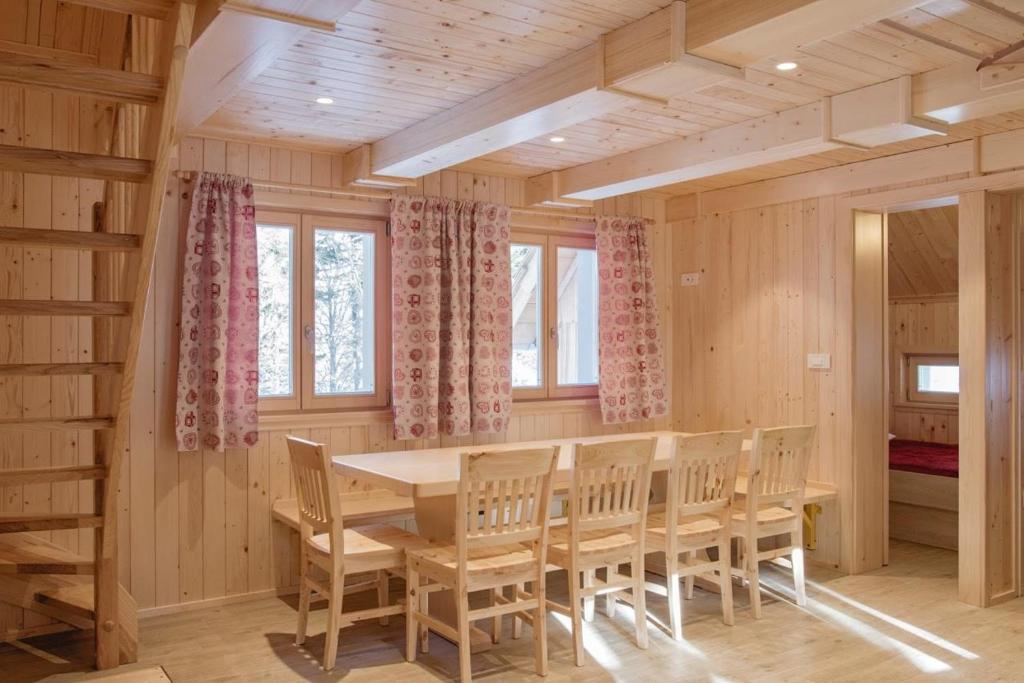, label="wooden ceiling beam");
[176,0,361,135]
[686,0,929,64]
[547,62,1024,201]
[361,0,923,180]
